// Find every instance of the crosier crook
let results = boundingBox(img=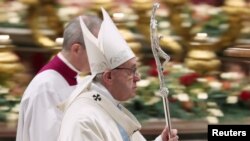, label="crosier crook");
[150,3,172,138]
